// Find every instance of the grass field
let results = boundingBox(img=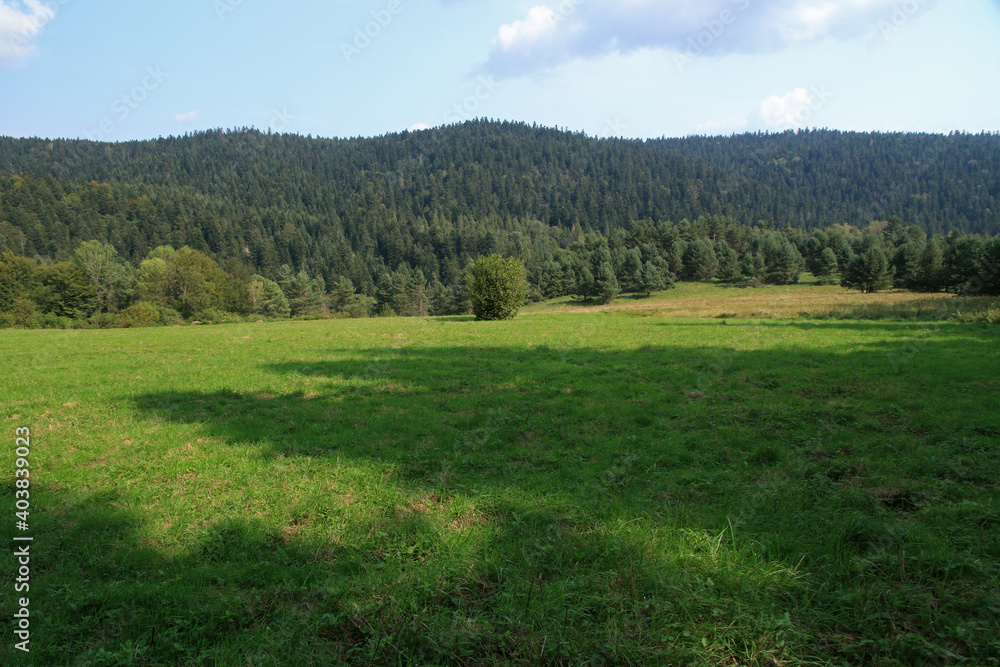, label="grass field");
[523,279,1000,322]
[2,283,999,665]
